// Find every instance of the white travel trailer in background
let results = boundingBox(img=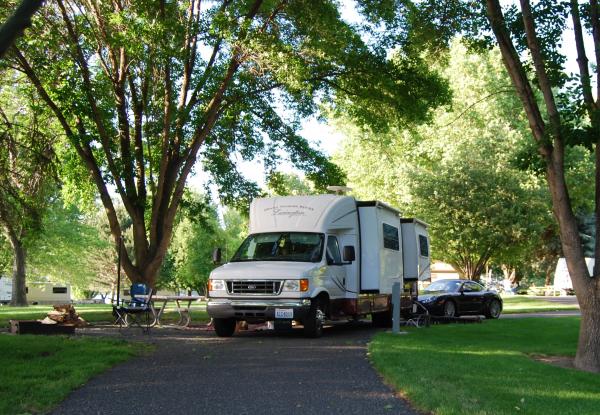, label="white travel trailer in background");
[0,277,11,304]
[0,278,71,305]
[207,194,431,337]
[554,257,594,295]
